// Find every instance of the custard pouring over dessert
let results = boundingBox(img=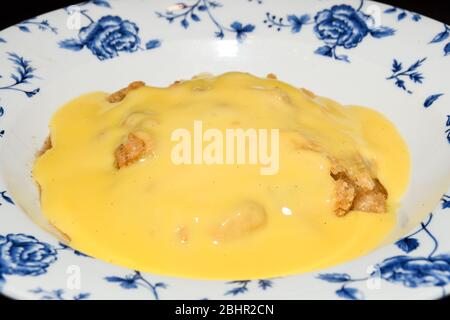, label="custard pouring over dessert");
[33,72,410,279]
